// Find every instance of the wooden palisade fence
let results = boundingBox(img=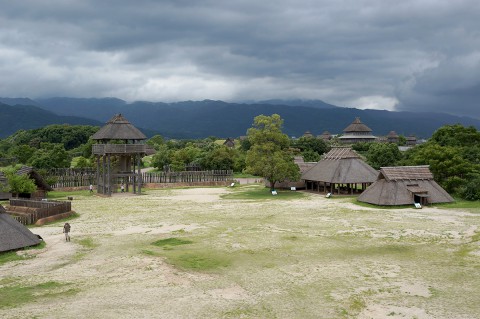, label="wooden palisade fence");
[8,199,72,225]
[46,168,233,189]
